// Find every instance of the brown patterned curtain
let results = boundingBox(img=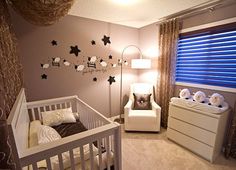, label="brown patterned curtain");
[225,102,236,158]
[157,19,179,128]
[0,0,75,169]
